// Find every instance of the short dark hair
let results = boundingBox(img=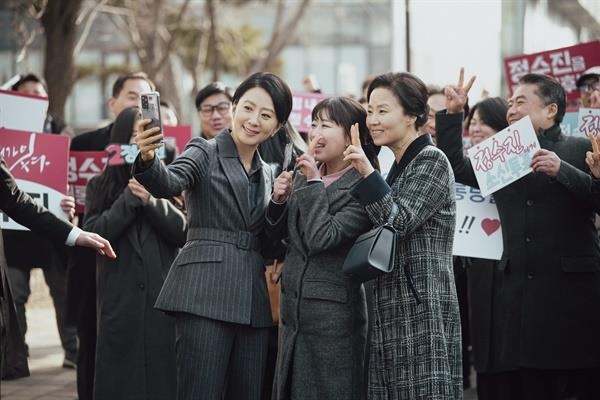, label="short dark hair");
[311,96,380,171]
[232,72,292,125]
[467,97,509,133]
[111,72,155,98]
[518,73,566,124]
[367,72,429,129]
[11,73,47,92]
[194,82,233,110]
